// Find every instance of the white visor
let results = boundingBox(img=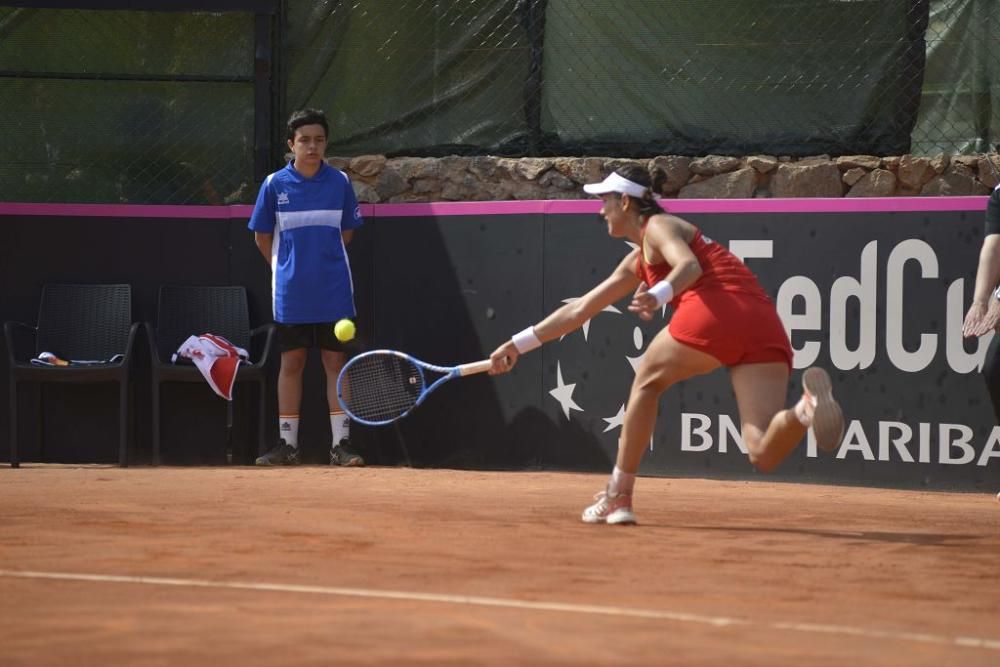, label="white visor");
[583,172,648,198]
